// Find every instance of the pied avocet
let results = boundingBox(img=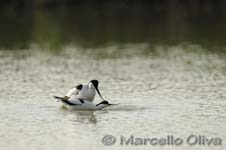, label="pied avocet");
[54,96,117,110]
[66,80,104,102]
